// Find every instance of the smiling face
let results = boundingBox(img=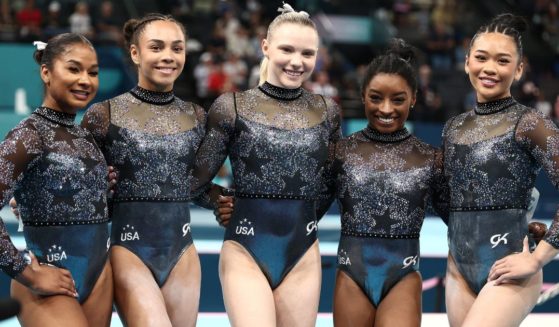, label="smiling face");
[363,73,415,133]
[41,43,99,114]
[466,32,523,102]
[262,23,318,89]
[131,20,186,92]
